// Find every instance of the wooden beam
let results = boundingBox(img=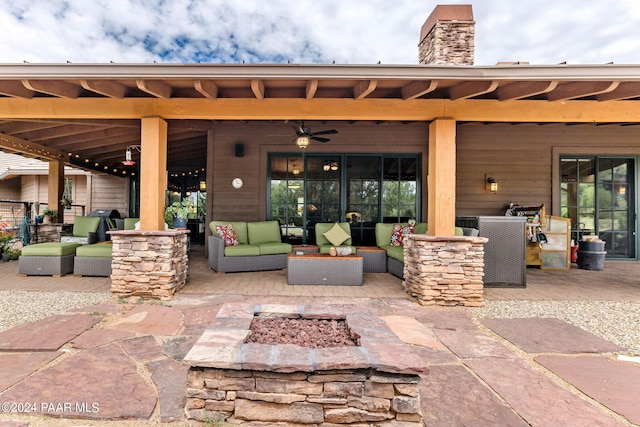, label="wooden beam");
[596,82,640,101]
[354,80,377,99]
[22,80,82,98]
[546,81,619,101]
[48,160,65,223]
[136,80,172,99]
[81,80,127,98]
[306,80,318,99]
[449,81,499,100]
[139,117,168,231]
[427,118,456,236]
[0,132,69,161]
[1,97,640,124]
[194,80,218,98]
[401,80,438,100]
[496,81,558,100]
[0,81,34,98]
[250,79,265,99]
